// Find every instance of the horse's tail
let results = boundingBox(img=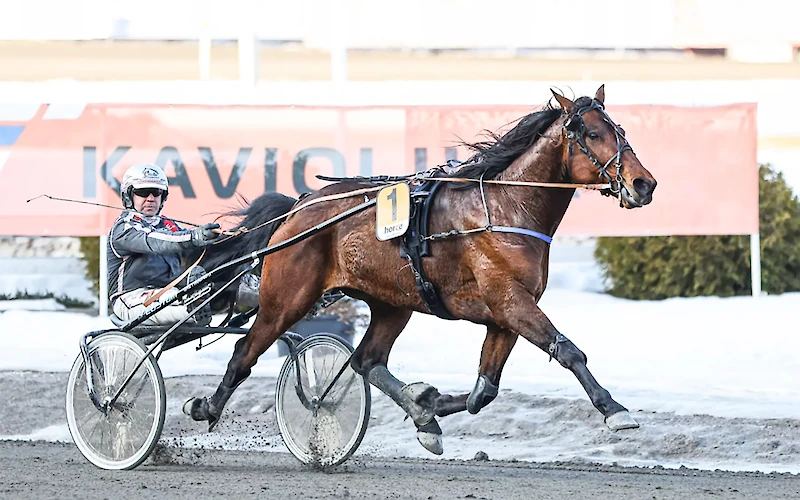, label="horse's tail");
[195,191,298,275]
